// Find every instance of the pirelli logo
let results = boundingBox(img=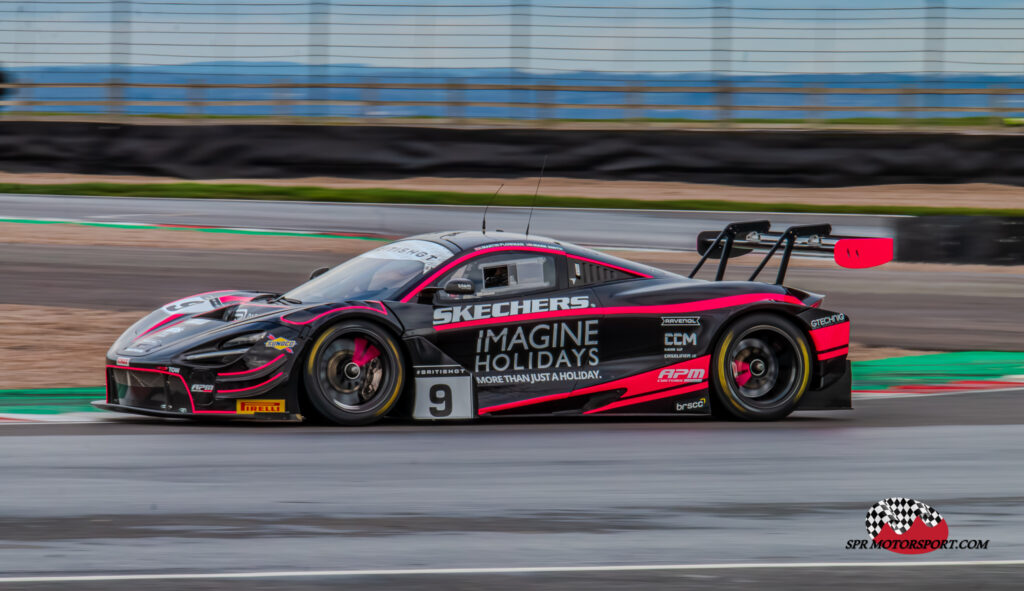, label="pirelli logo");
[236,399,286,414]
